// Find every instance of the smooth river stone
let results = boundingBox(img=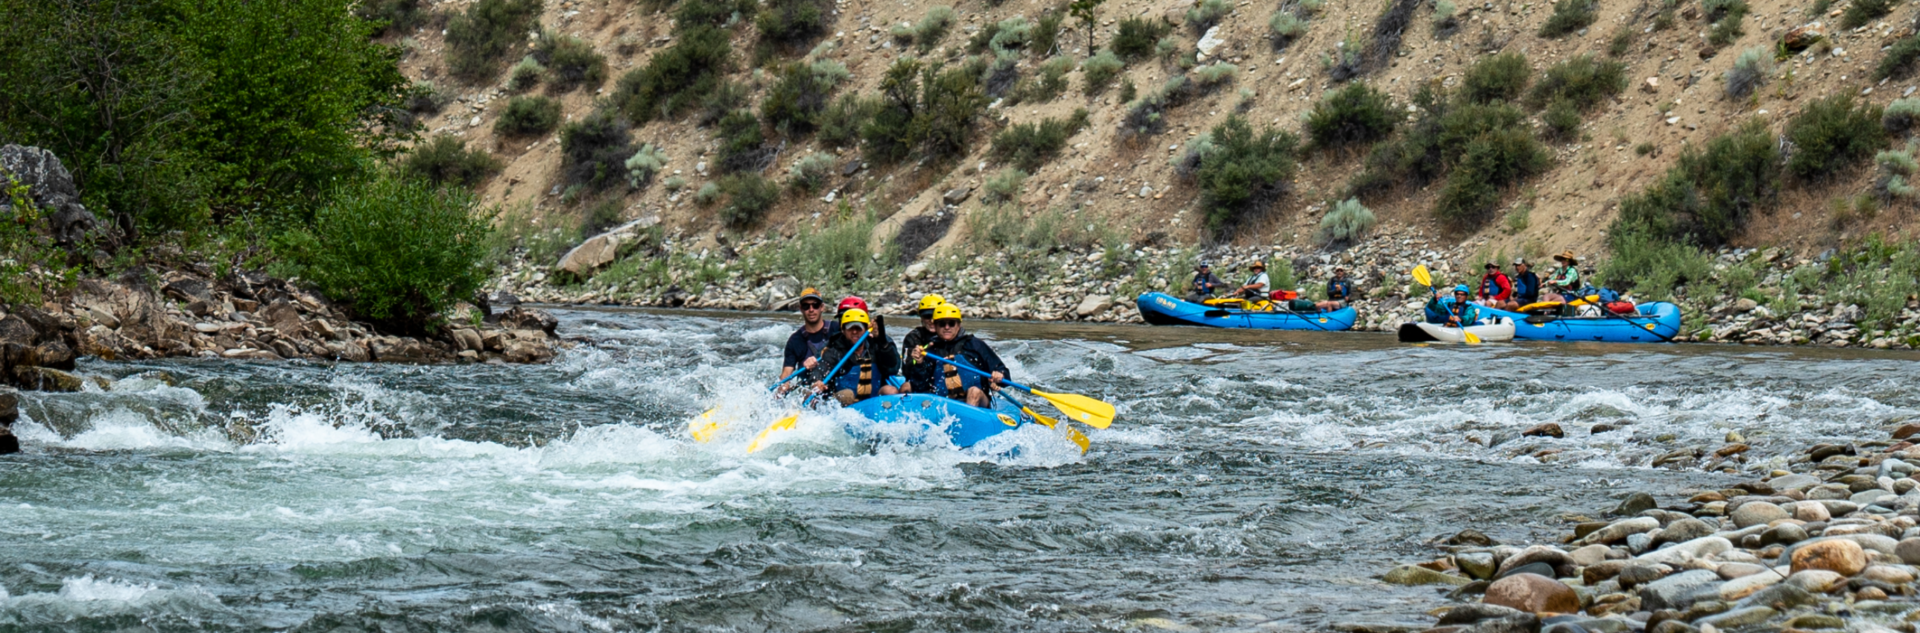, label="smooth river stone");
[1769,473,1822,492]
[1637,536,1733,565]
[1695,606,1776,629]
[1786,569,1847,592]
[1715,562,1768,579]
[1897,537,1920,564]
[1764,523,1809,546]
[1484,573,1580,614]
[1583,517,1659,545]
[1790,501,1831,522]
[1860,564,1917,584]
[1808,484,1852,500]
[1712,569,1783,600]
[1457,552,1498,580]
[1653,518,1715,546]
[1638,569,1722,611]
[1383,564,1471,586]
[1851,489,1895,505]
[1495,545,1573,578]
[1792,539,1868,576]
[1436,603,1529,625]
[1568,544,1611,566]
[1730,502,1788,528]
